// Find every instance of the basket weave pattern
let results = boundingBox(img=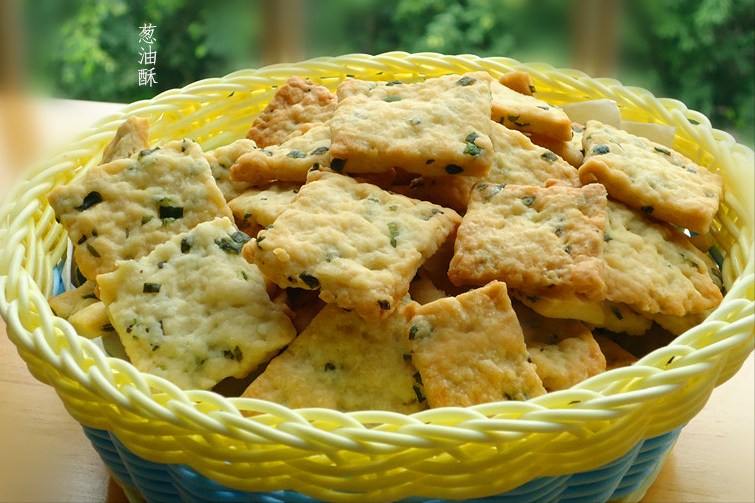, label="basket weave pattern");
[1,52,753,502]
